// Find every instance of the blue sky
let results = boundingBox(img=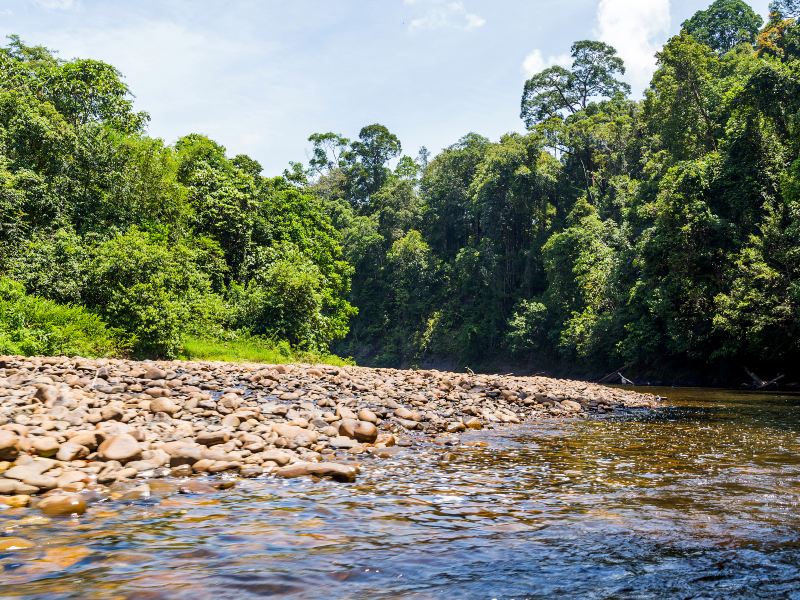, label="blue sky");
[2,0,771,174]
